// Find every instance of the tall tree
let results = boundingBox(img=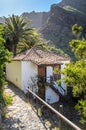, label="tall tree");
[72,24,83,39]
[4,14,32,56]
[62,25,86,124]
[17,29,43,52]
